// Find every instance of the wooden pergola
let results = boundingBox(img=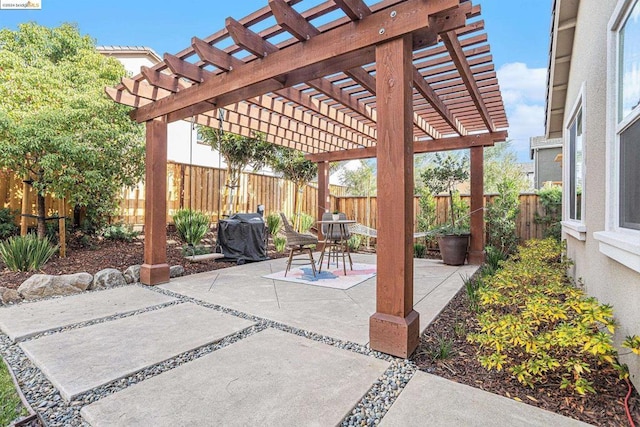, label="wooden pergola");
[107,0,508,358]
